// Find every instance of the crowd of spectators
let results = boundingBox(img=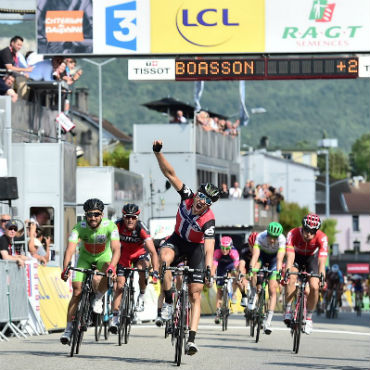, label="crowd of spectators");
[0,209,52,267]
[218,180,284,211]
[195,110,239,136]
